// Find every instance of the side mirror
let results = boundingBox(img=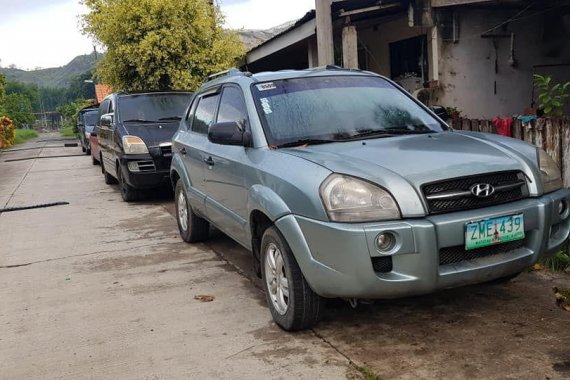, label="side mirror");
[90,132,97,137]
[100,113,114,128]
[429,105,450,121]
[208,121,251,147]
